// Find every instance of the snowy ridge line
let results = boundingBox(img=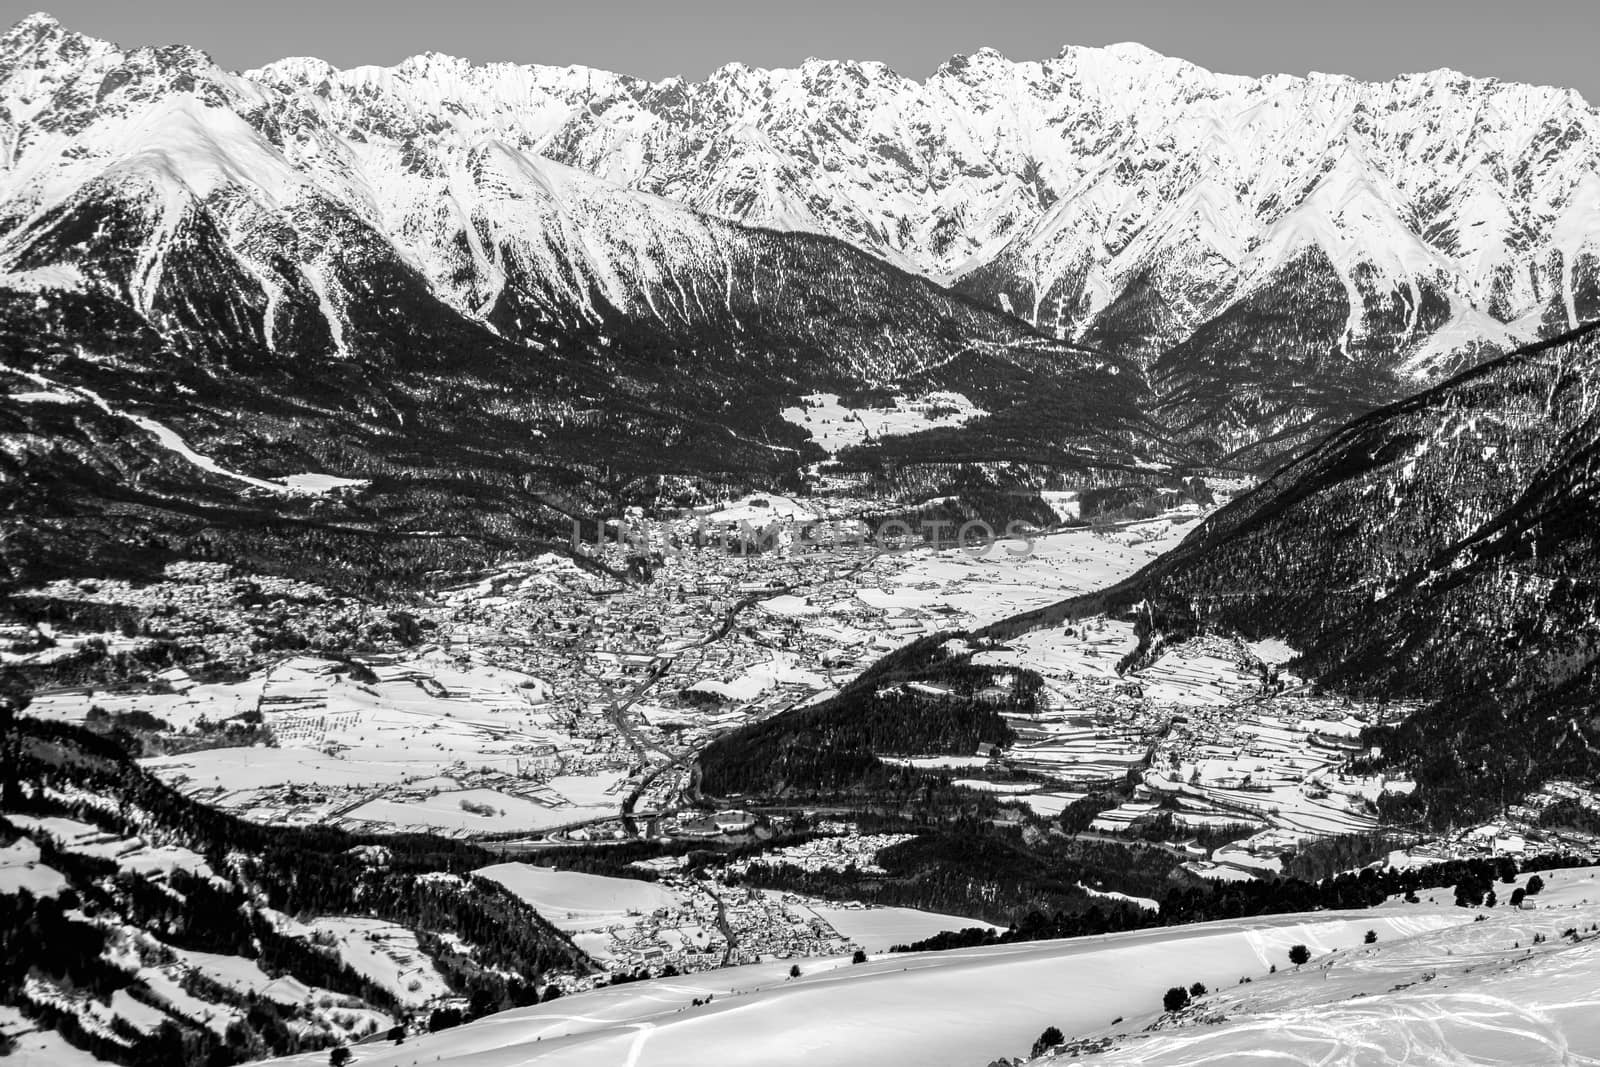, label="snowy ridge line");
[2,11,1598,390]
